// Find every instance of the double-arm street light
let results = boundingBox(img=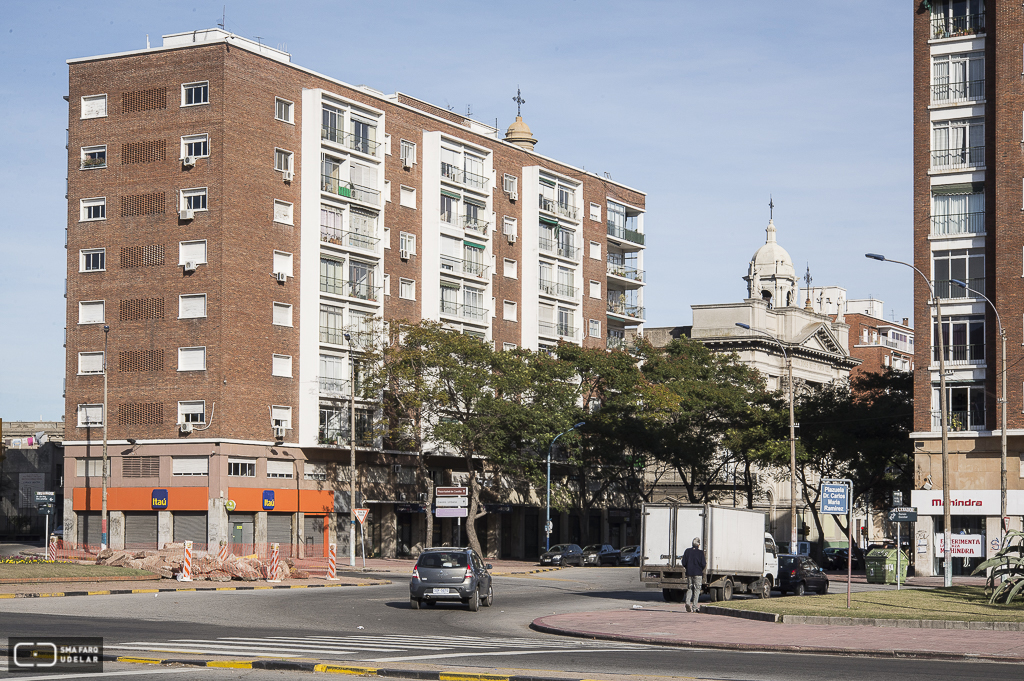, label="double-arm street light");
[735,323,798,556]
[546,422,585,552]
[866,253,952,587]
[951,278,1008,540]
